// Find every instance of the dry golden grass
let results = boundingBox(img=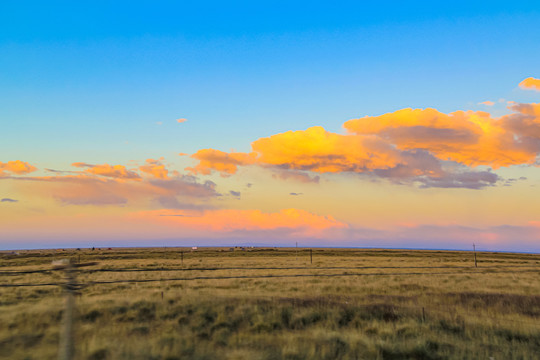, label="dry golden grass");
[1,247,539,359]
